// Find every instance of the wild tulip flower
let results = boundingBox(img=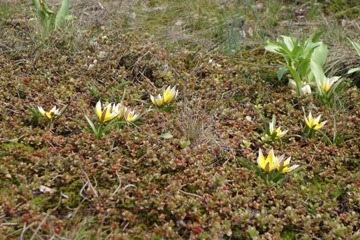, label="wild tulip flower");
[288,79,311,96]
[115,103,126,120]
[95,101,118,123]
[288,79,297,90]
[269,121,288,139]
[38,106,60,120]
[150,94,165,108]
[257,149,281,173]
[163,86,178,104]
[304,112,326,130]
[321,76,340,93]
[277,157,299,173]
[300,85,312,96]
[124,108,140,122]
[151,86,178,107]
